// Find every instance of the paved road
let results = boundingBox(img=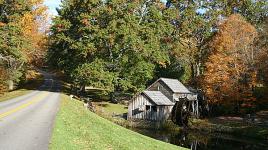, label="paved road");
[0,71,61,150]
